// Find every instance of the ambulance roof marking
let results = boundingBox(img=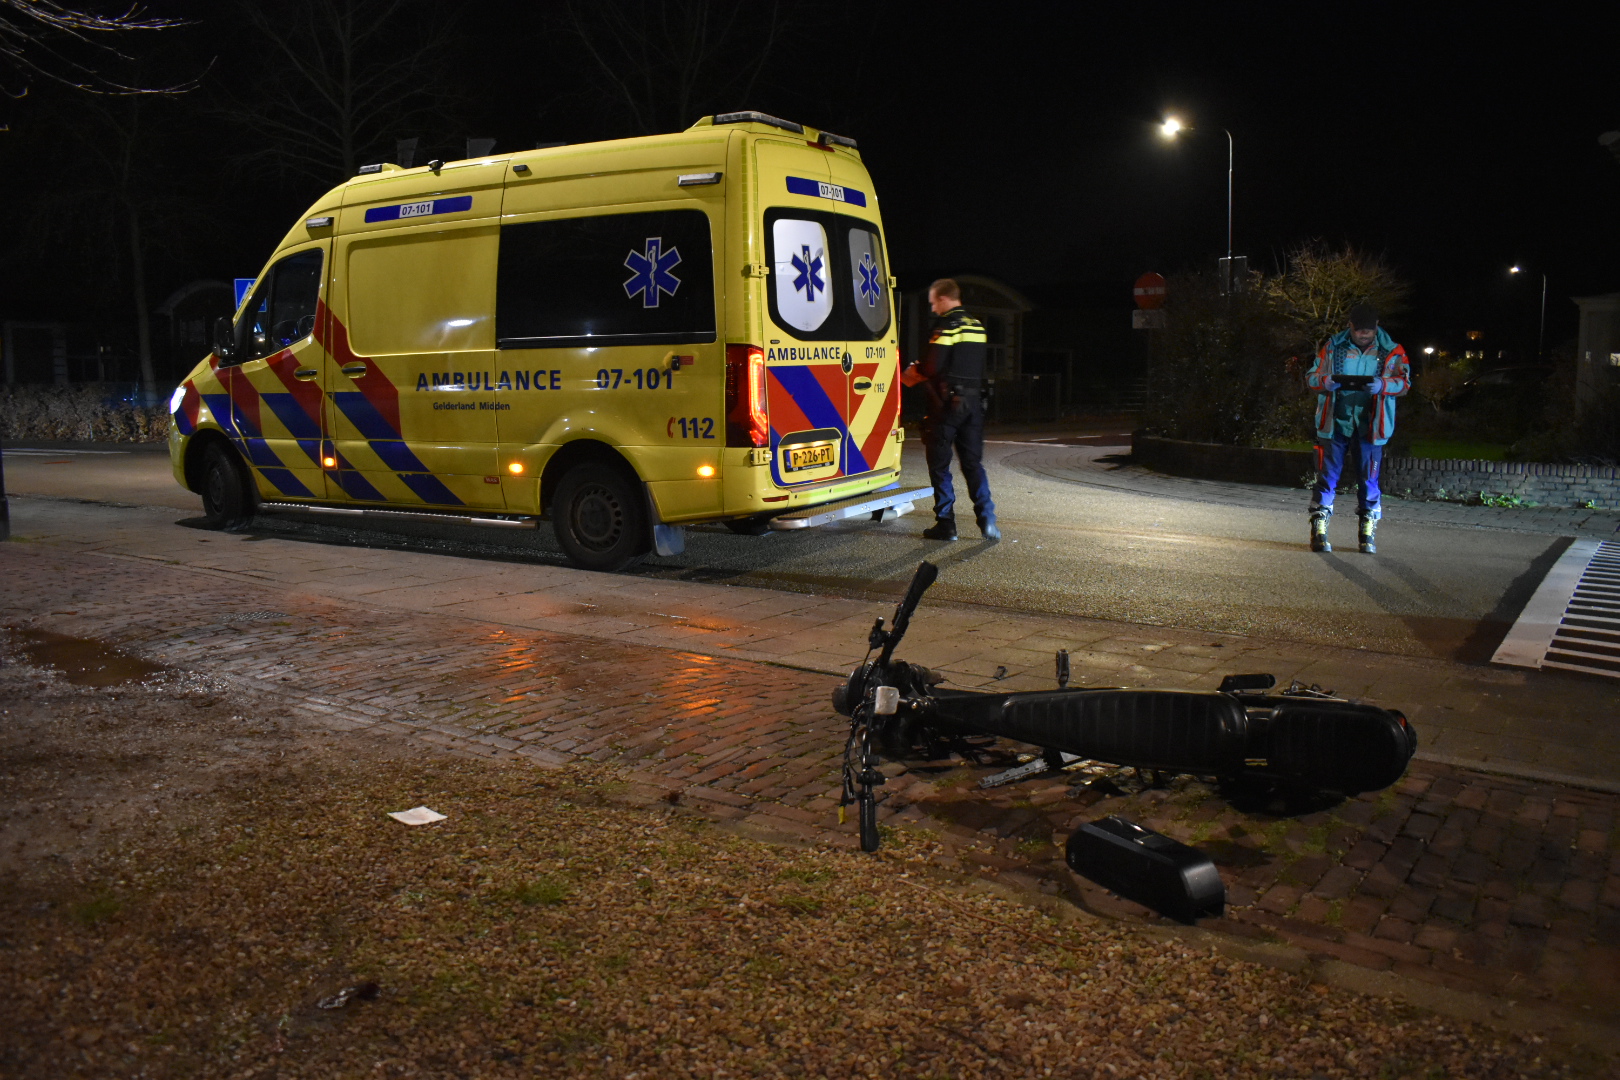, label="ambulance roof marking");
[784,175,867,207]
[364,195,473,224]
